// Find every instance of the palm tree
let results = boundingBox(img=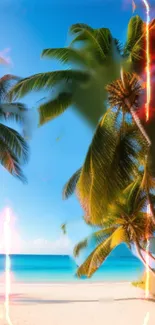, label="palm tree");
[62,71,155,279]
[9,43,118,127]
[63,72,151,224]
[9,15,154,128]
[106,71,155,220]
[73,181,155,278]
[0,74,29,181]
